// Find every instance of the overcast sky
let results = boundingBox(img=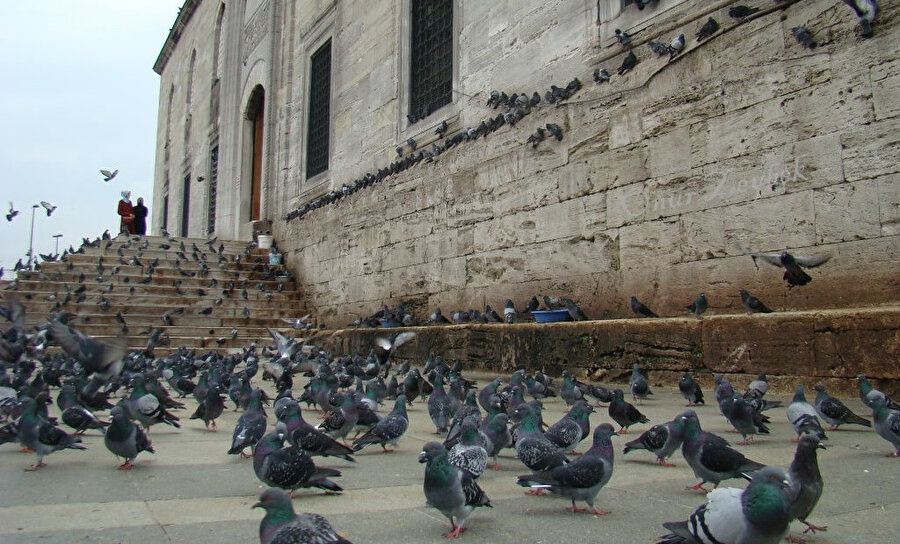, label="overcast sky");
[0,0,184,278]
